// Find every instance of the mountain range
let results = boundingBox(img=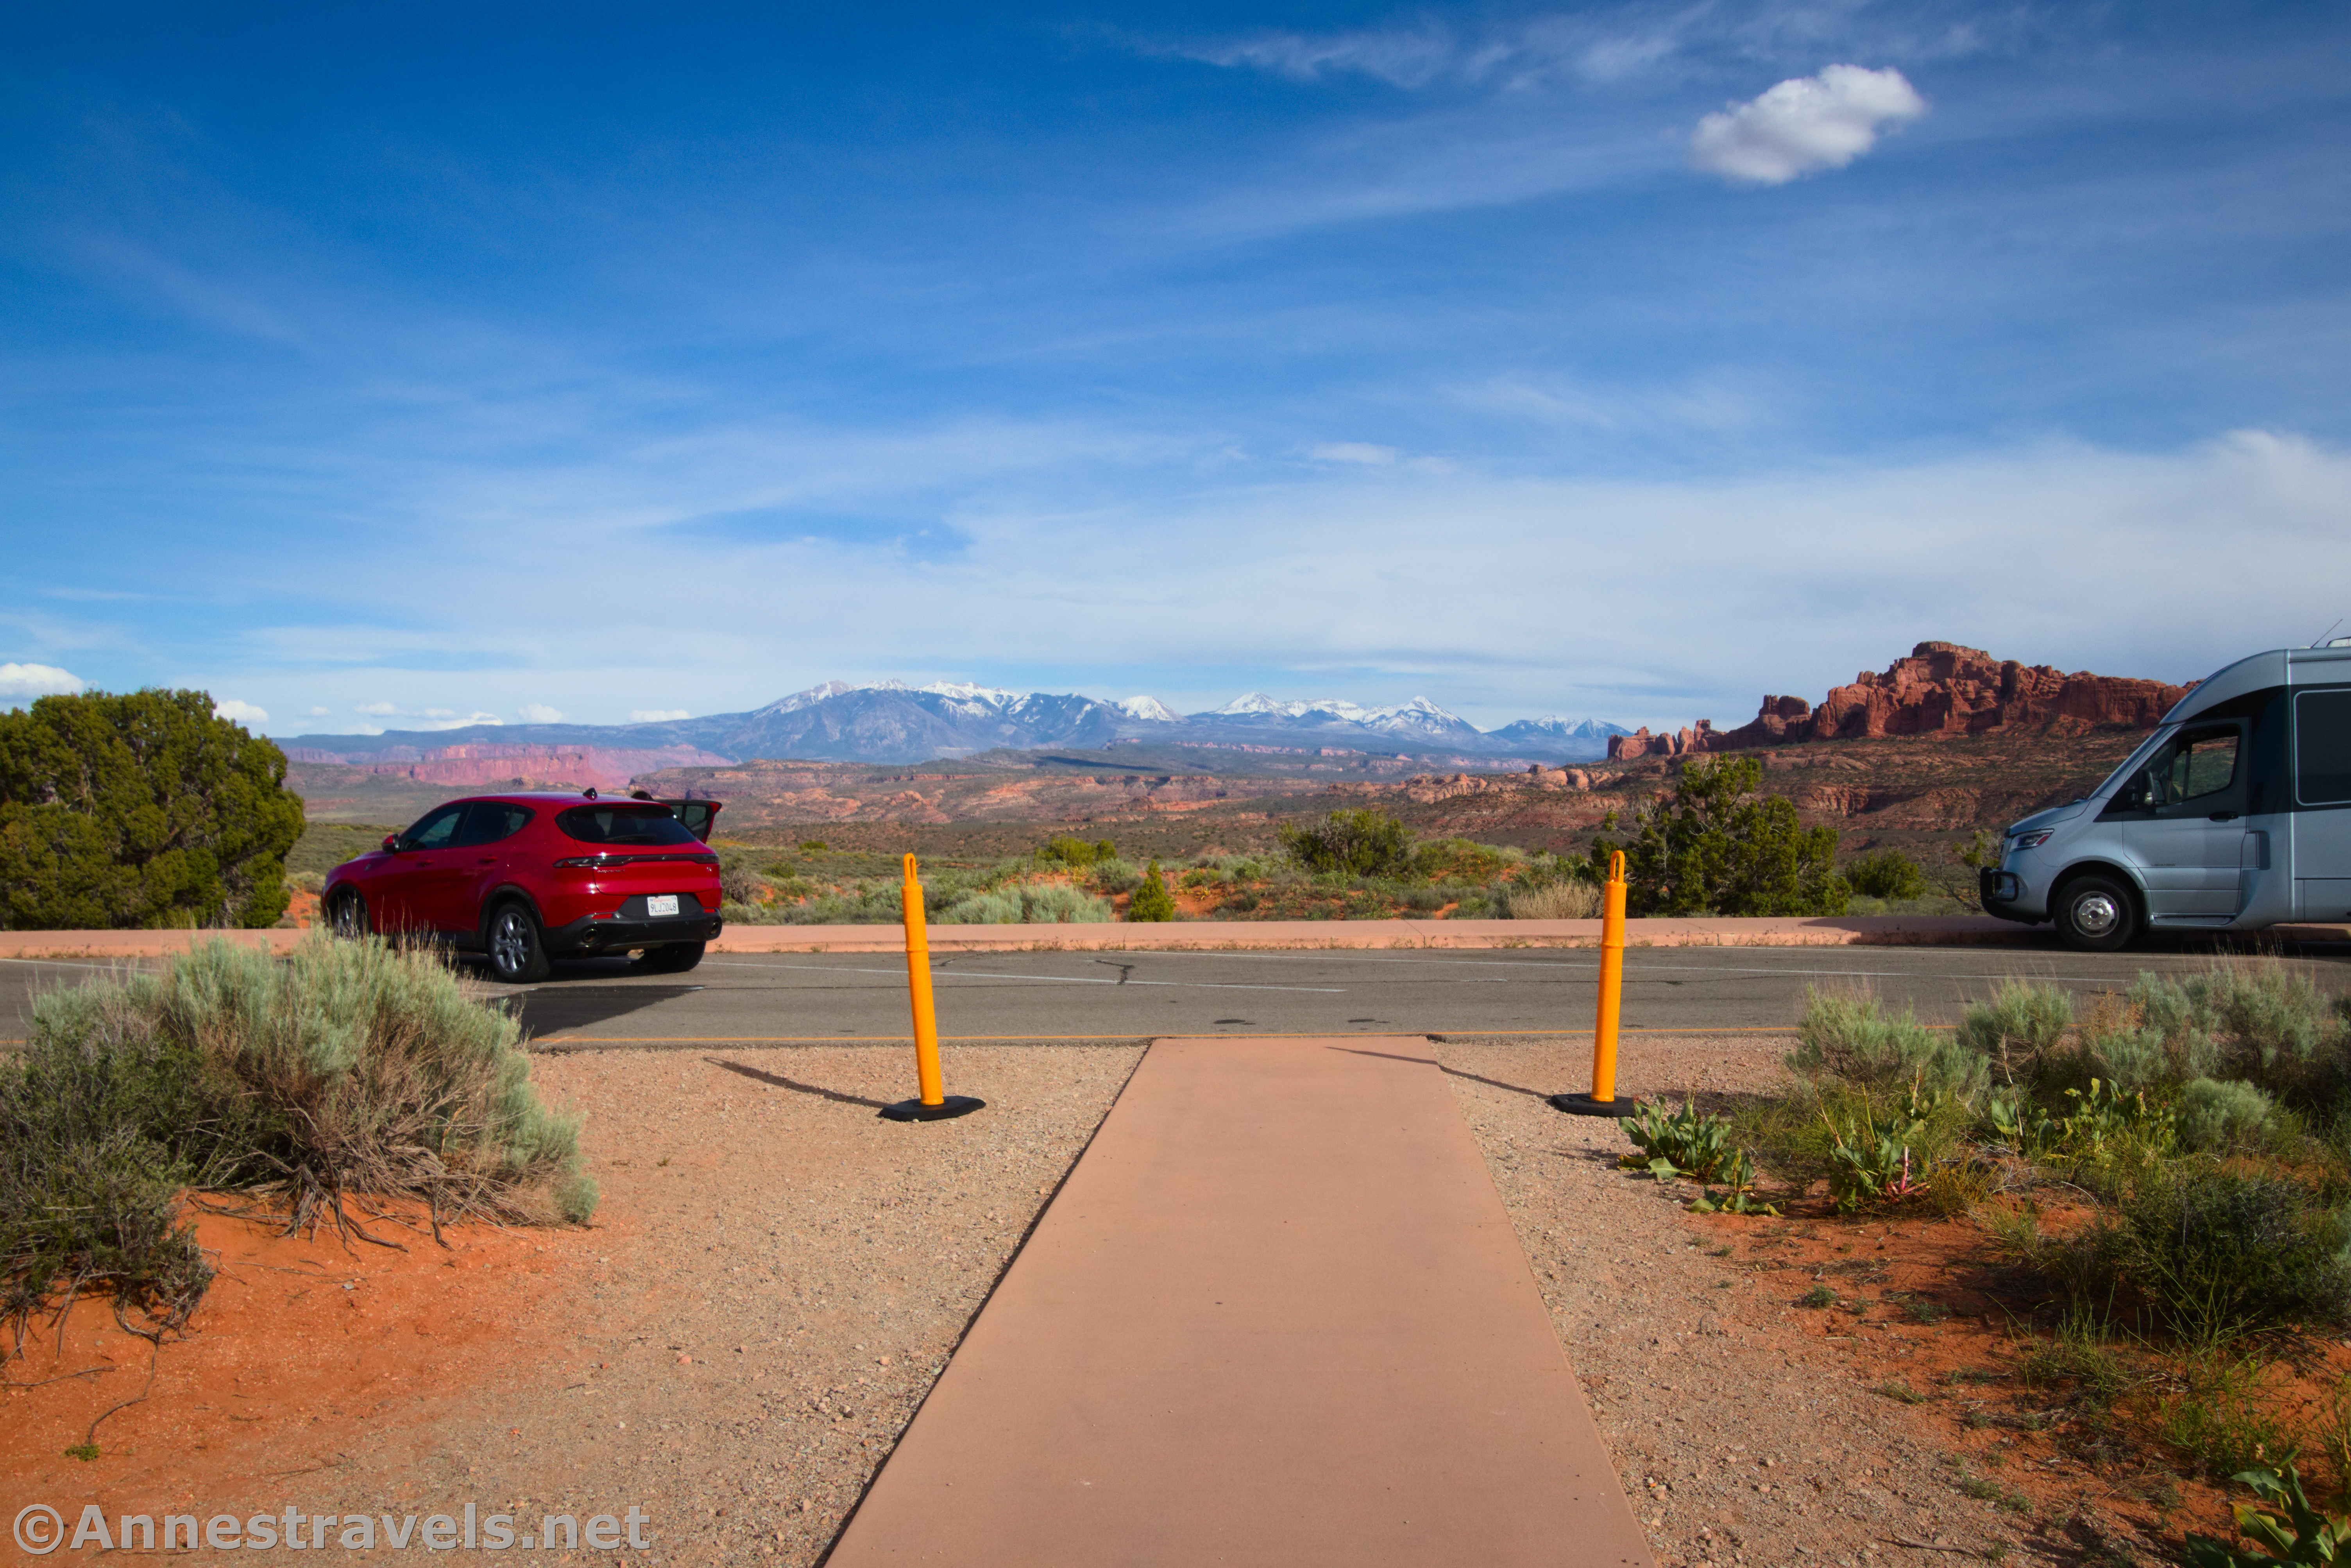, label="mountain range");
[283,680,1634,767]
